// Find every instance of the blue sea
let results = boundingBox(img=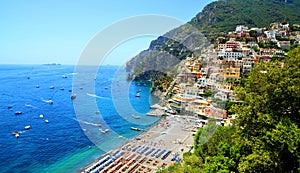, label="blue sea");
[0,64,159,173]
